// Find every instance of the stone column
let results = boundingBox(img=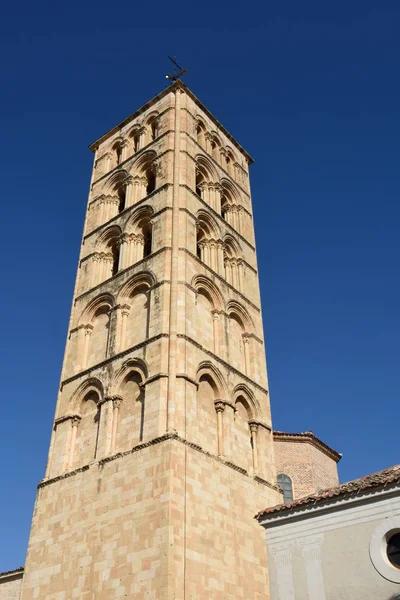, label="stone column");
[119,233,129,270]
[90,253,100,288]
[97,397,114,457]
[125,176,133,207]
[81,325,93,370]
[66,415,81,470]
[111,396,123,454]
[217,241,225,275]
[211,310,221,354]
[120,140,129,162]
[249,422,259,474]
[238,259,244,292]
[214,400,225,456]
[242,334,252,377]
[117,304,130,353]
[214,184,222,215]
